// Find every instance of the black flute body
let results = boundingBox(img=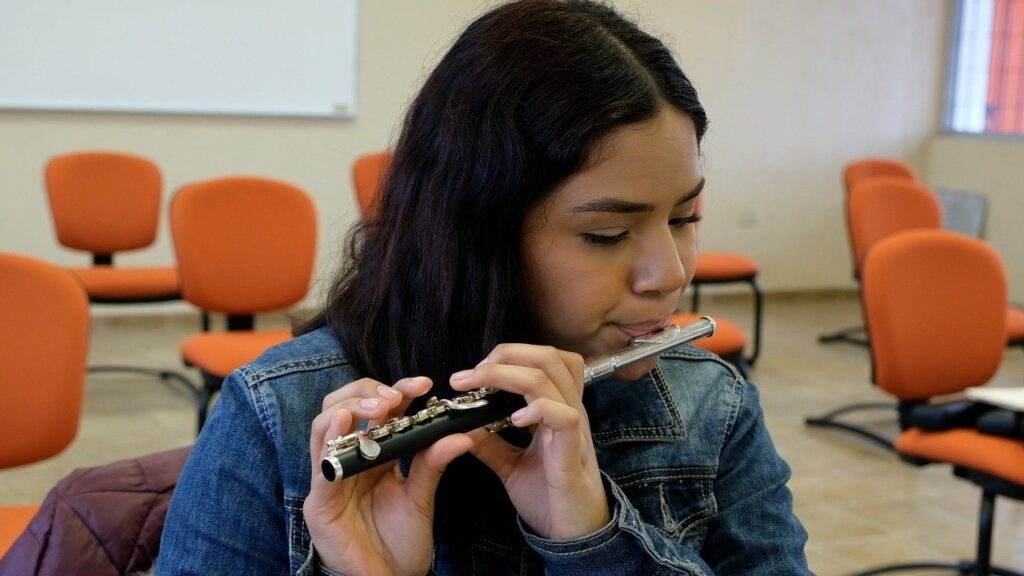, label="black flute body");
[322,316,716,482]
